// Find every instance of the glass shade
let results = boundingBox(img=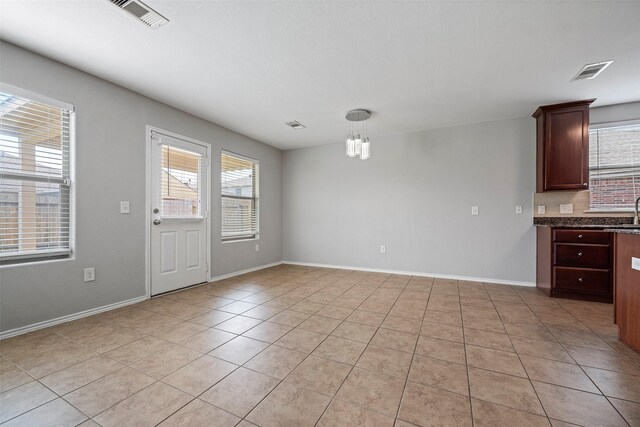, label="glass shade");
[360,138,370,160]
[354,134,362,156]
[346,135,356,157]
